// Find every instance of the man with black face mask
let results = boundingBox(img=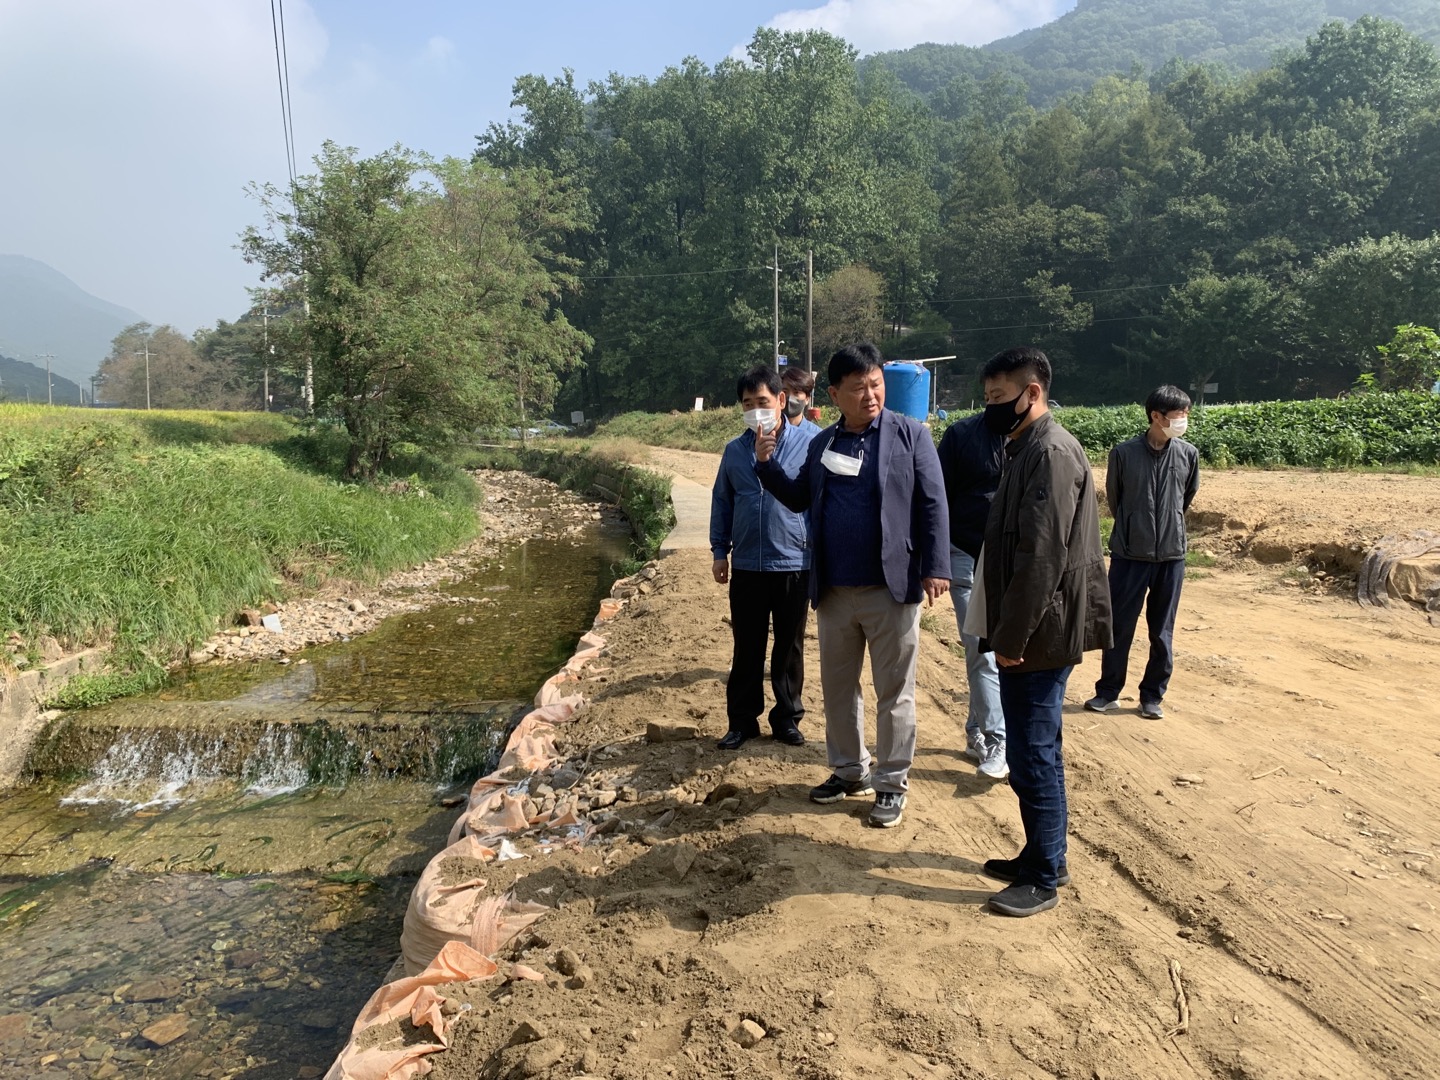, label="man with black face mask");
[974,346,1112,917]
